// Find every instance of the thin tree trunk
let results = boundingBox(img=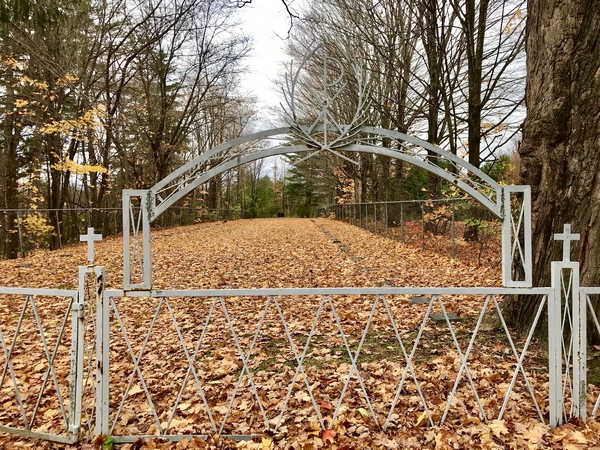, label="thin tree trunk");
[3,70,20,258]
